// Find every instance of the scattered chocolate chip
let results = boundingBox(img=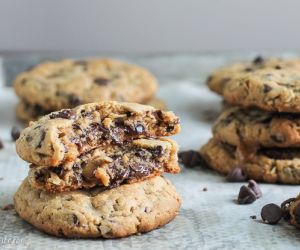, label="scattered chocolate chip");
[203,187,208,192]
[270,133,285,143]
[72,214,80,226]
[94,77,109,85]
[250,215,257,220]
[49,109,76,120]
[263,84,272,93]
[253,56,264,65]
[226,167,247,182]
[237,185,257,204]
[293,203,300,225]
[11,126,20,141]
[2,204,14,211]
[281,198,295,220]
[178,150,203,168]
[0,139,3,150]
[248,180,262,198]
[275,65,281,70]
[261,203,282,224]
